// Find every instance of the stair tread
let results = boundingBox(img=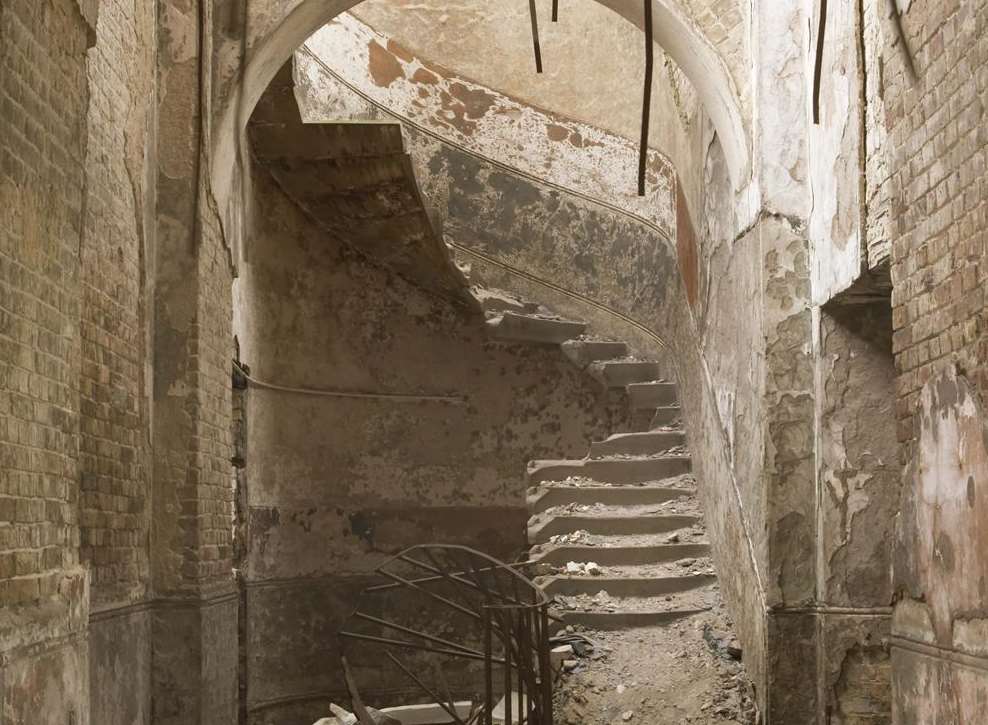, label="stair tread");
[535,526,707,549]
[549,580,719,614]
[532,499,701,519]
[489,310,585,324]
[536,557,715,580]
[529,454,691,467]
[553,609,707,630]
